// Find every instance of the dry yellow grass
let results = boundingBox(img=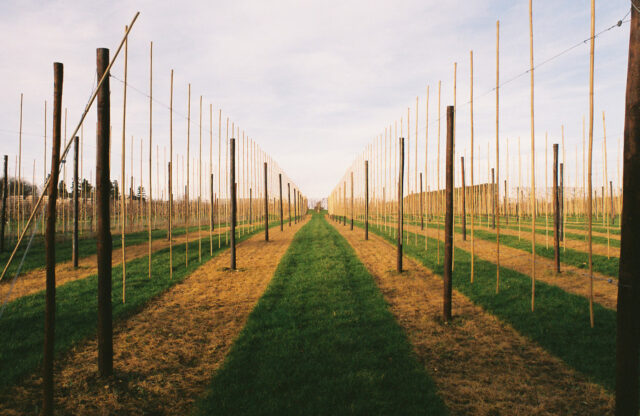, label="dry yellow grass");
[0,225,238,303]
[332,220,614,415]
[0,219,308,415]
[377,219,618,311]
